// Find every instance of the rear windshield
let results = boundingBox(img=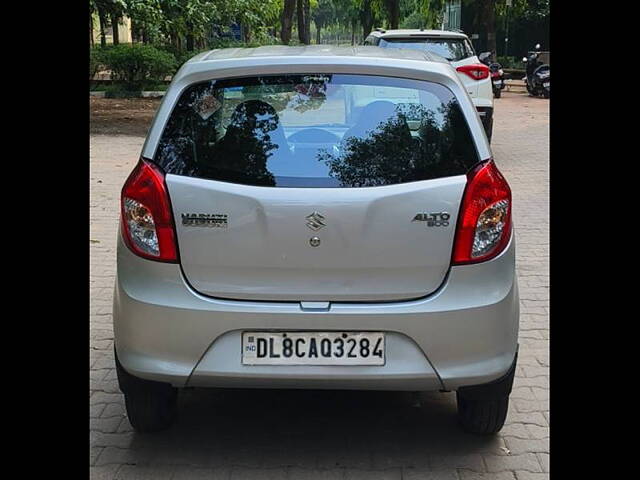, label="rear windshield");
[379,37,475,62]
[154,74,479,188]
